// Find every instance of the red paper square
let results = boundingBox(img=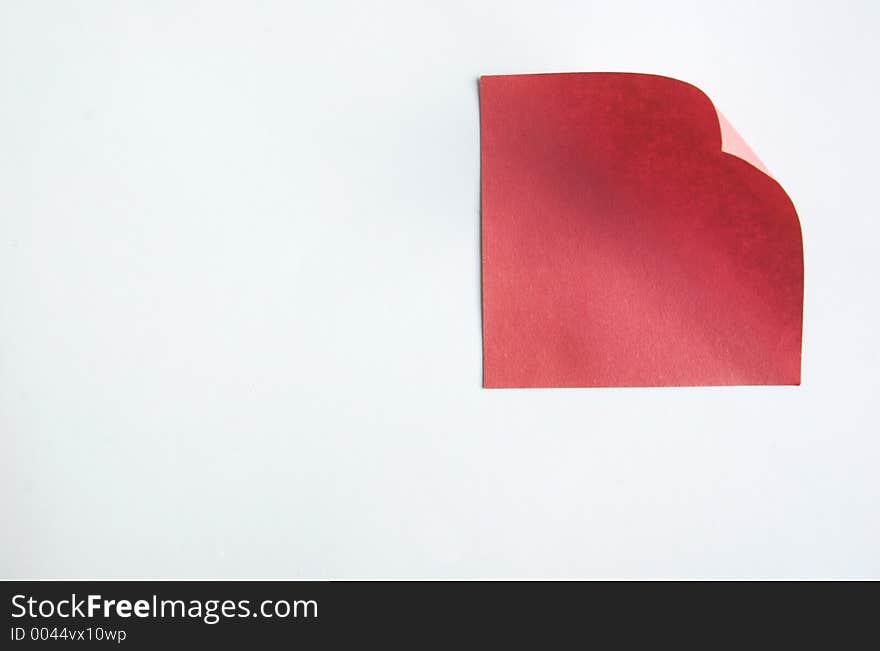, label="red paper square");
[479,73,803,388]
